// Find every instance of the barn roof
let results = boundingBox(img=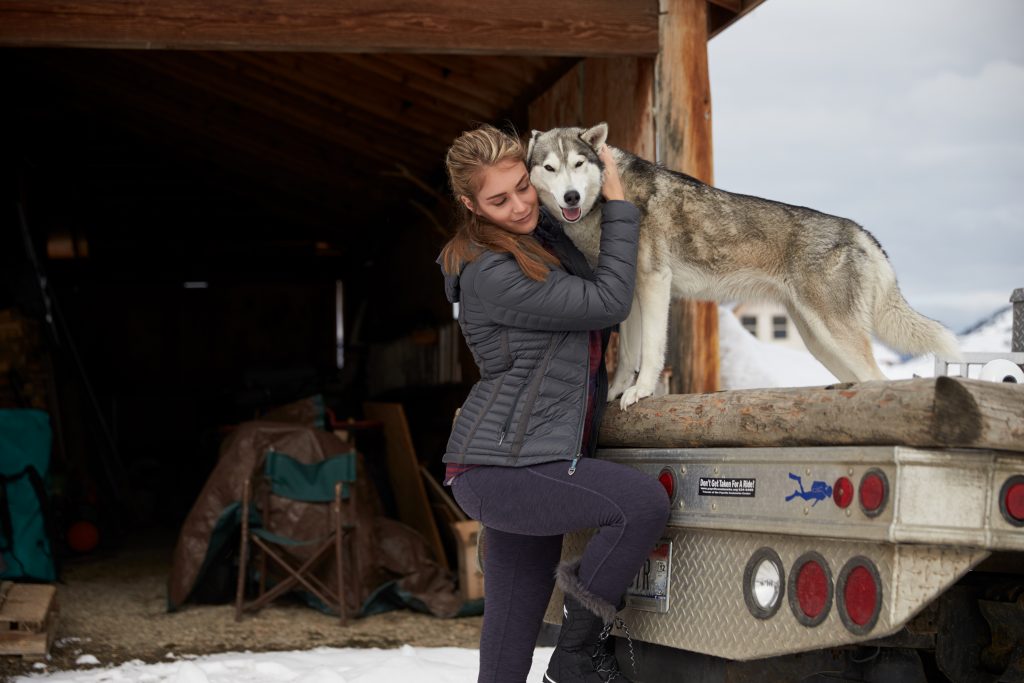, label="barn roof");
[2,1,765,239]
